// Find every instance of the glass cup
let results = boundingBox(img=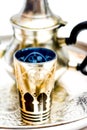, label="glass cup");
[14,47,57,125]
